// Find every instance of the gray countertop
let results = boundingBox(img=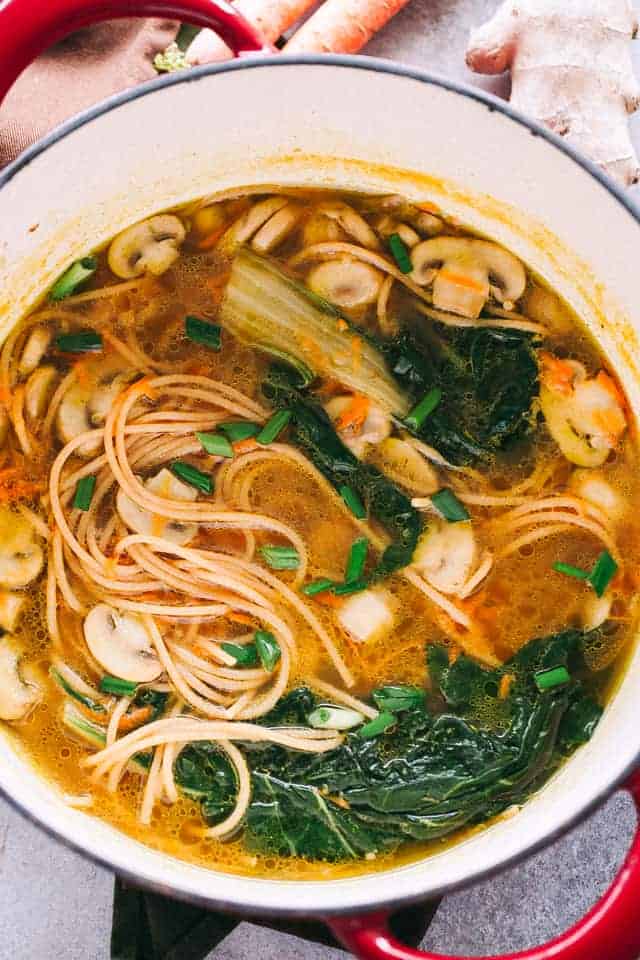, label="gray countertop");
[2,2,639,957]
